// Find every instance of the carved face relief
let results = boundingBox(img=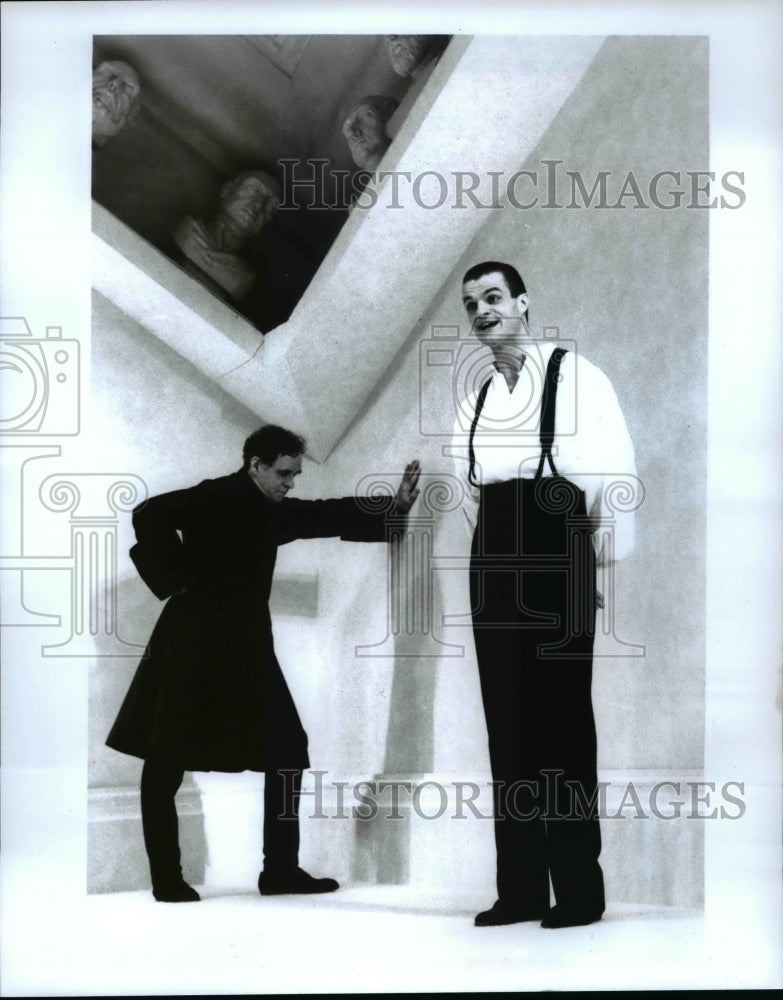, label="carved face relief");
[342,104,390,170]
[219,176,280,237]
[385,35,432,77]
[92,60,141,147]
